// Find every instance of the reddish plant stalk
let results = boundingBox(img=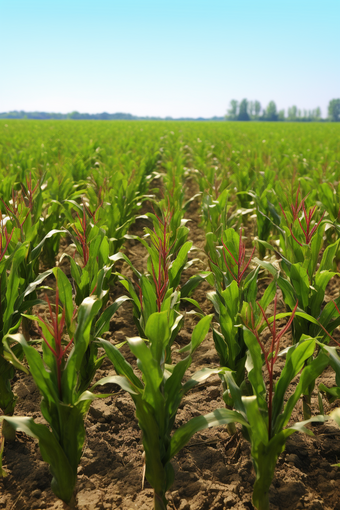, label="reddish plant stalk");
[37,287,73,399]
[0,224,13,263]
[279,189,325,247]
[221,228,255,287]
[280,184,308,224]
[21,172,39,212]
[249,296,298,439]
[1,191,30,239]
[84,198,103,225]
[149,207,174,312]
[72,206,90,266]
